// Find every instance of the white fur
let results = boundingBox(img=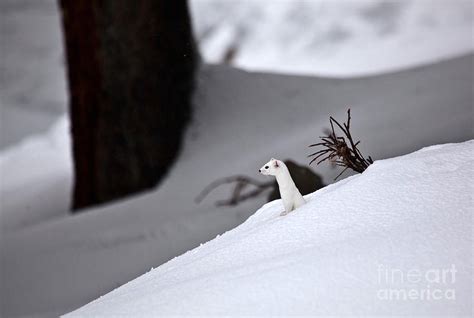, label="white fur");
[259,158,306,216]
